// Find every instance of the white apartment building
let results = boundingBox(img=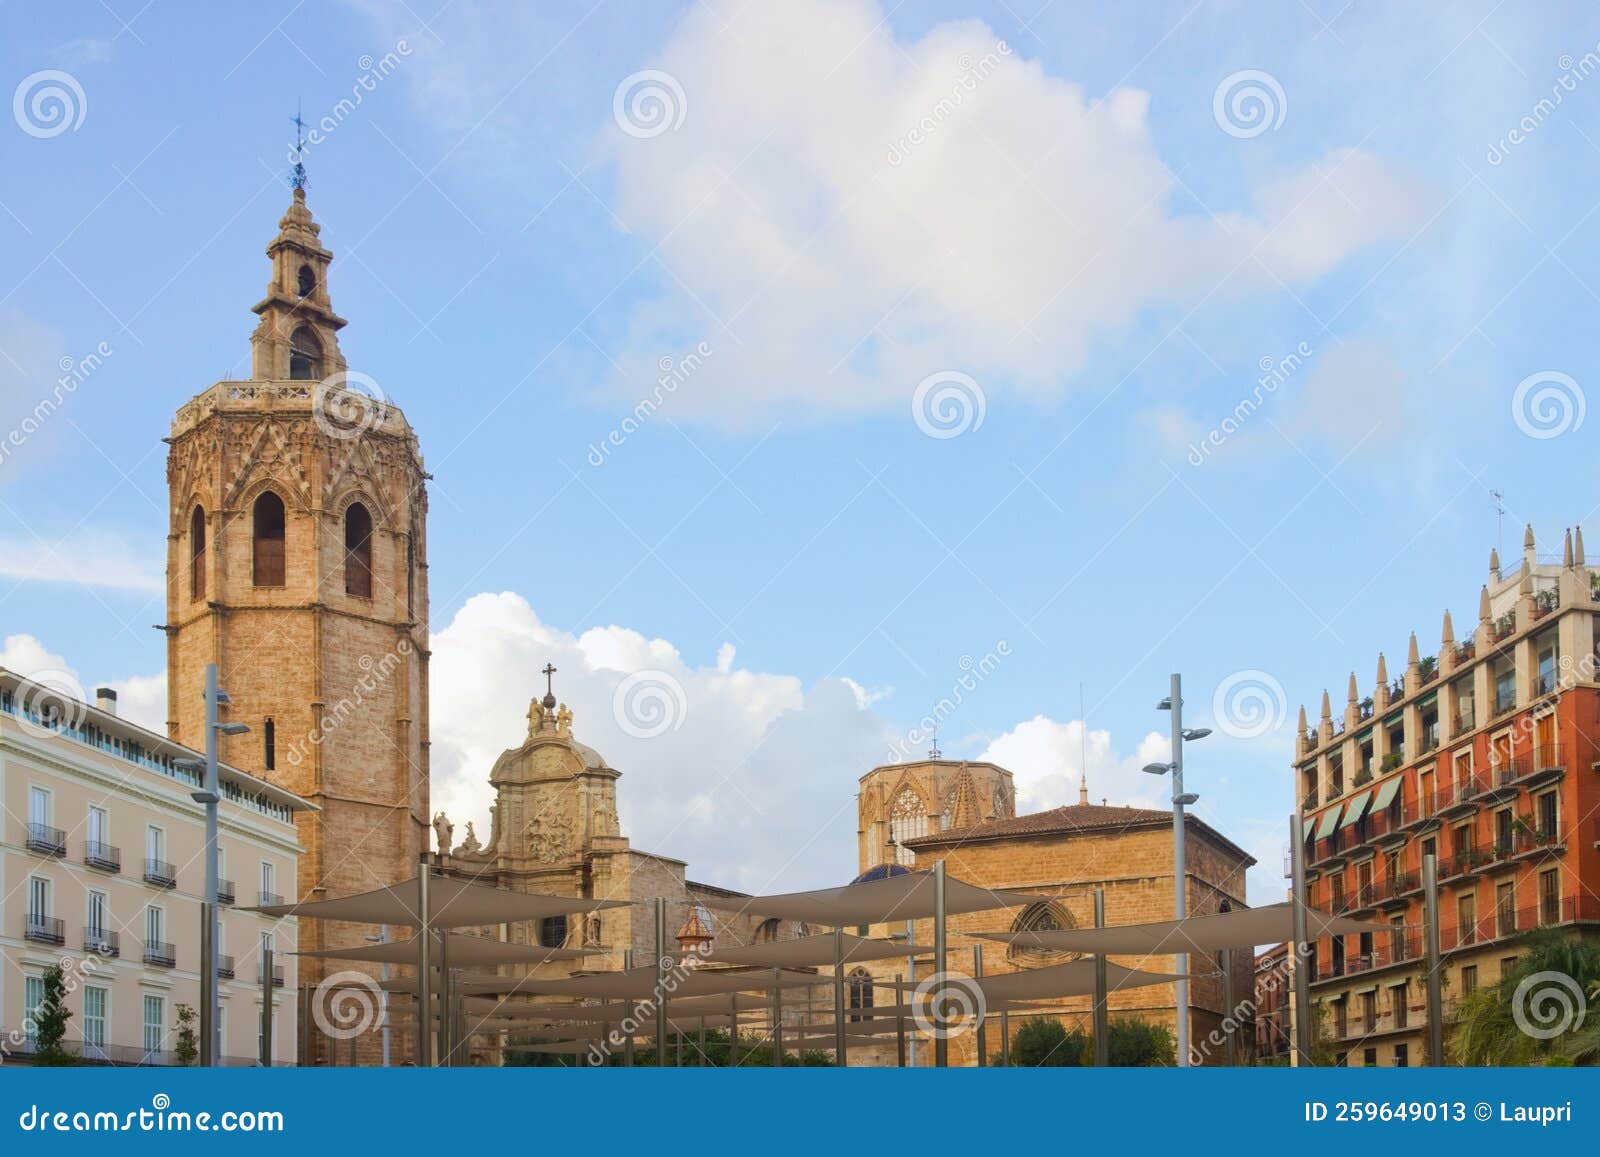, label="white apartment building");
[1,667,309,1065]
